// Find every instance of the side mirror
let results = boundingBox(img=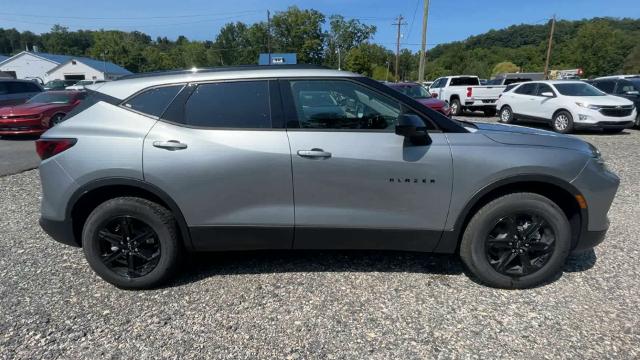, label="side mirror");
[395,114,432,146]
[541,92,554,97]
